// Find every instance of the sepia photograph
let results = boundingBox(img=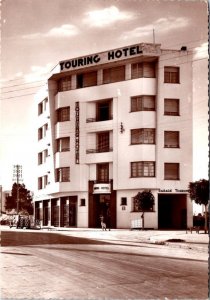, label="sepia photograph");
[0,0,209,299]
